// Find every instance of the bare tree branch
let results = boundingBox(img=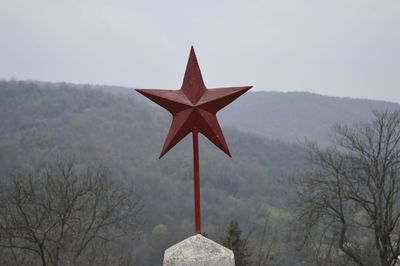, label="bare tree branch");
[295,111,400,266]
[0,161,141,266]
